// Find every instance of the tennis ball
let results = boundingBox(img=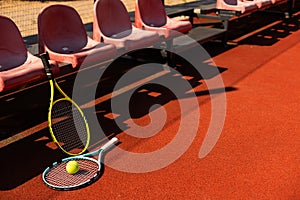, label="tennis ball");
[66,160,80,175]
